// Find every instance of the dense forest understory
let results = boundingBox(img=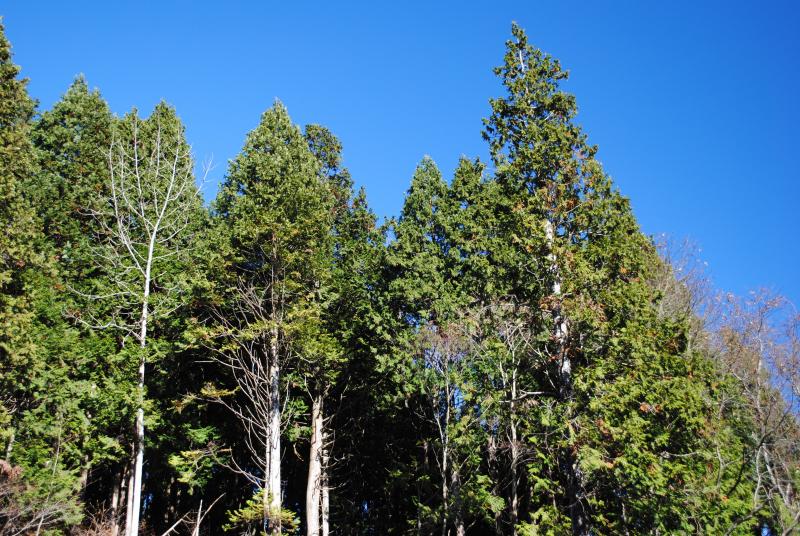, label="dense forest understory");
[1,19,798,536]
